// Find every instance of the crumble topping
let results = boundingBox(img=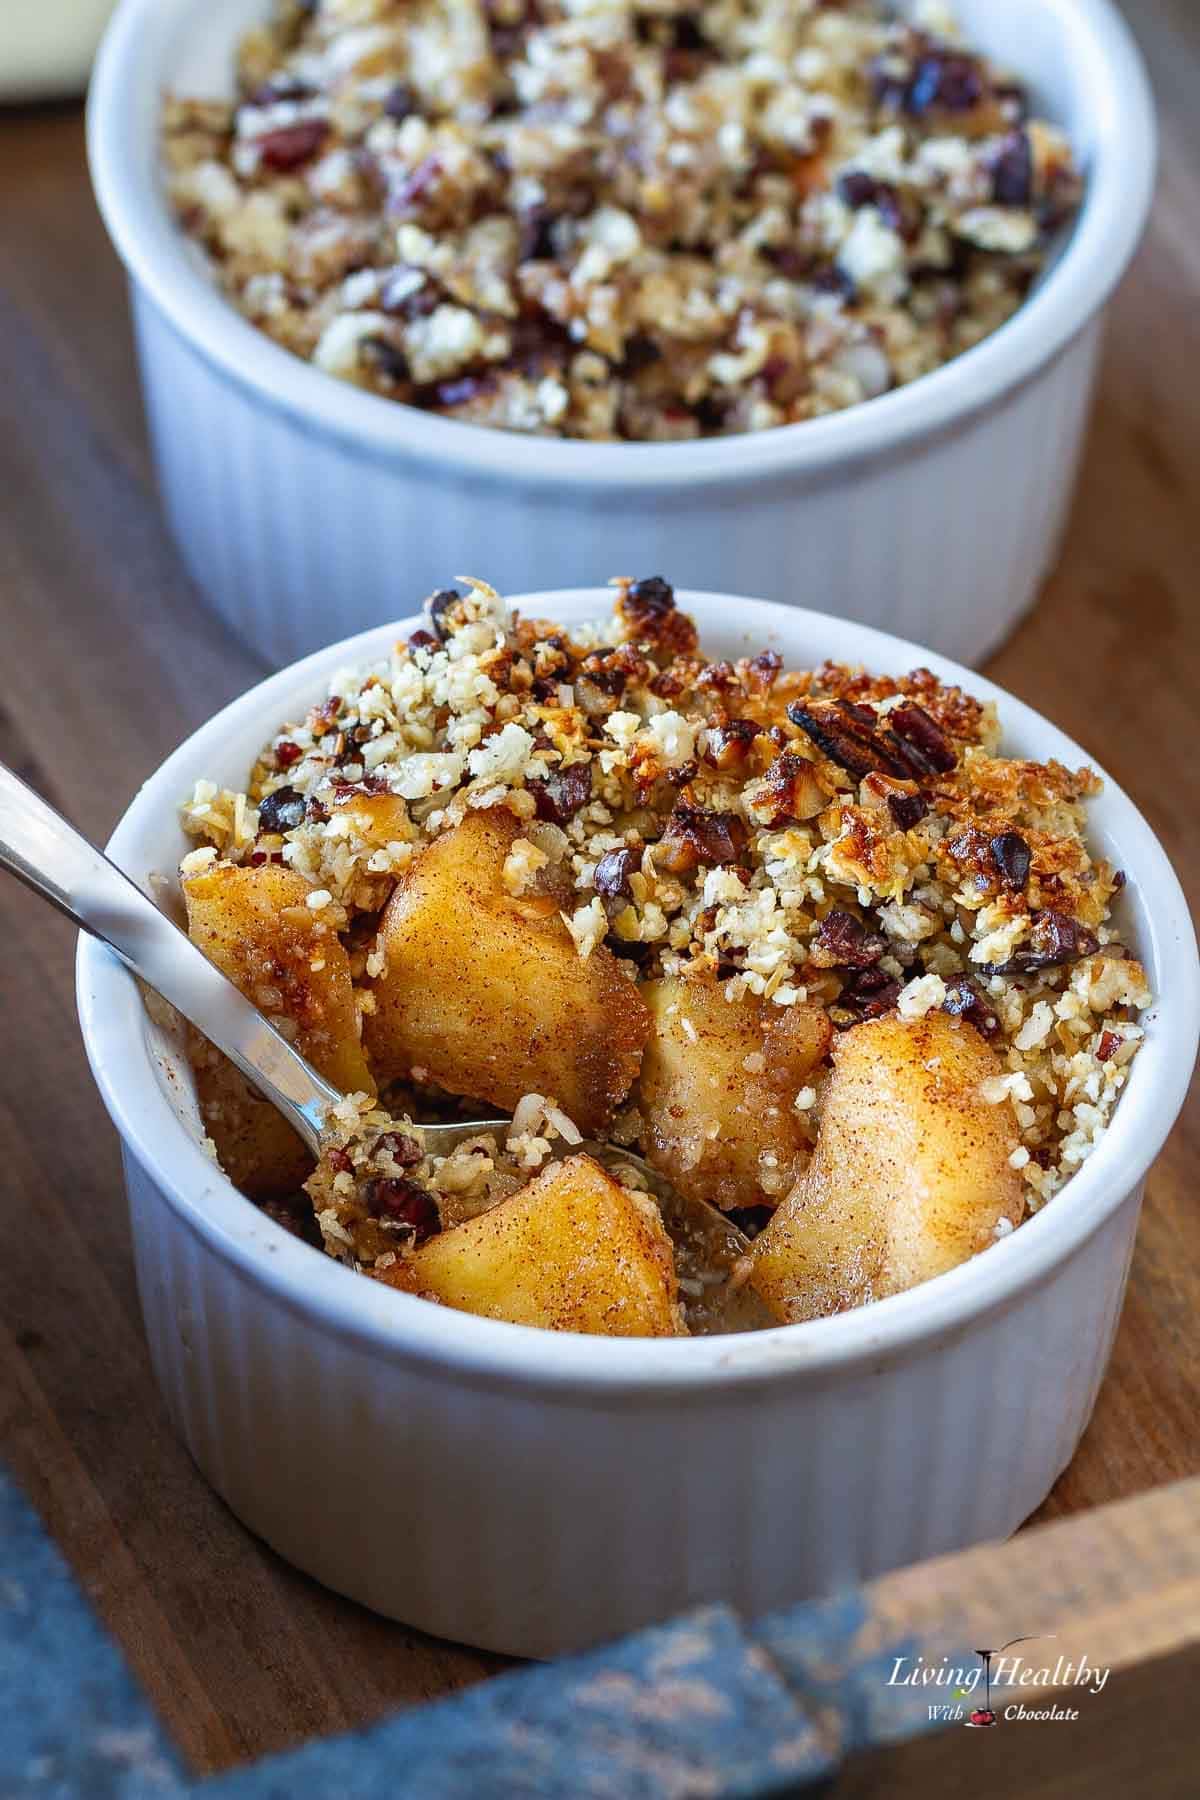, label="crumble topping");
[163,0,1081,442]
